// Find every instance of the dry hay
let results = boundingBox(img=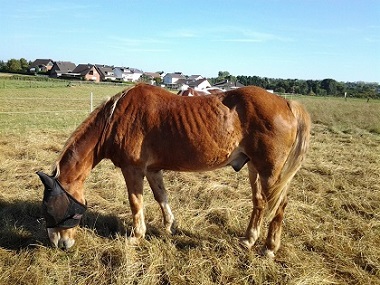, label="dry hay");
[0,85,379,284]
